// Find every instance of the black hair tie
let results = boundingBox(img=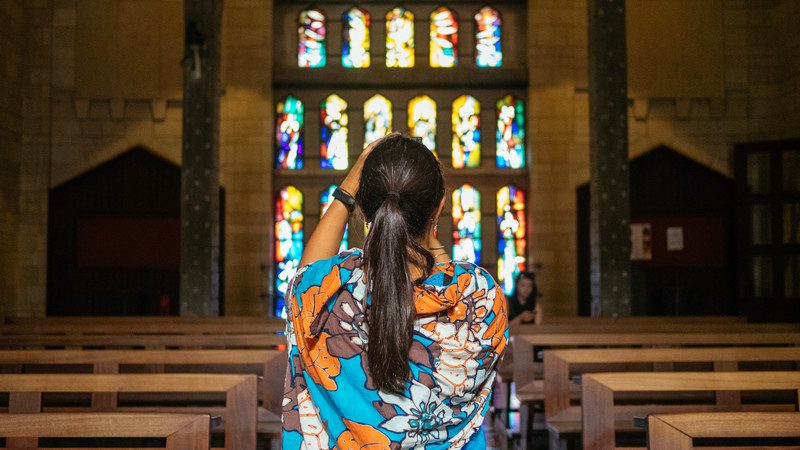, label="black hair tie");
[386,191,400,198]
